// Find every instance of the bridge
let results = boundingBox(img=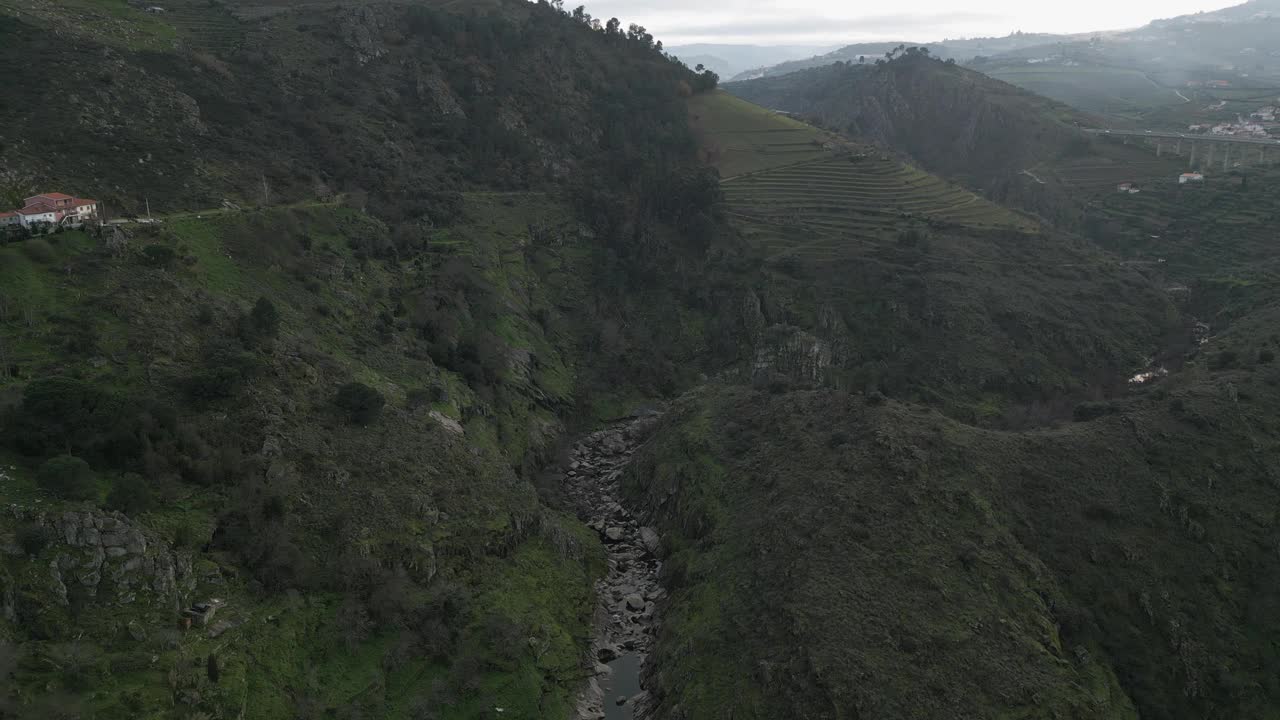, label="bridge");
[1085,129,1280,171]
